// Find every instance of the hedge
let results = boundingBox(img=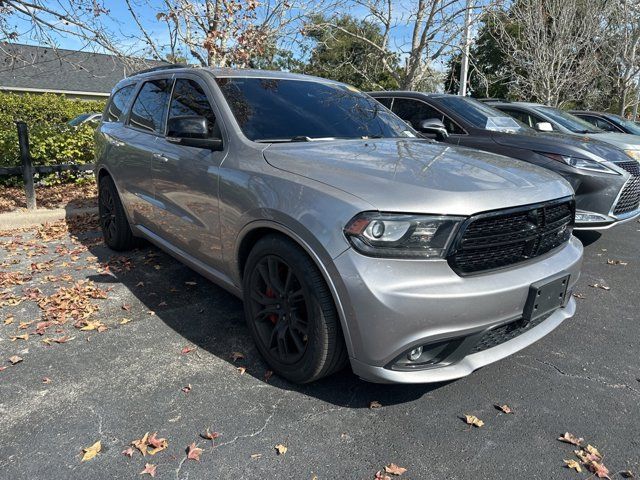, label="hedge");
[0,92,106,173]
